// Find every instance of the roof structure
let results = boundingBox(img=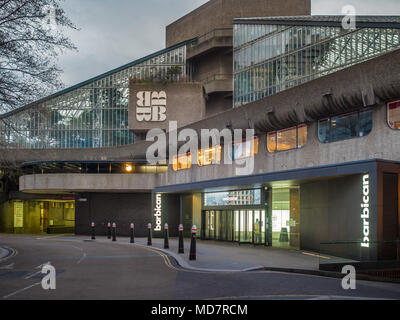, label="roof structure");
[234,15,400,28]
